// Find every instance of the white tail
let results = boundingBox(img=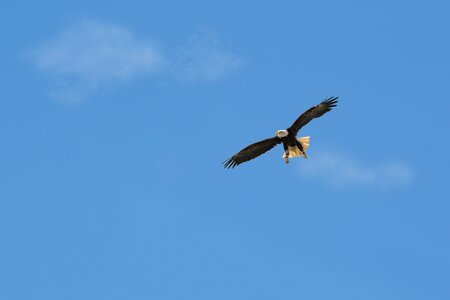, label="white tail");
[299,136,310,151]
[282,136,310,159]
